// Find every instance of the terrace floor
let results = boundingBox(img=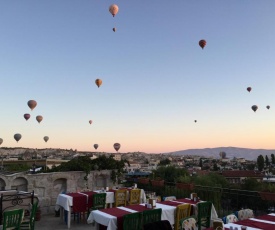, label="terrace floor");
[36,214,96,230]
